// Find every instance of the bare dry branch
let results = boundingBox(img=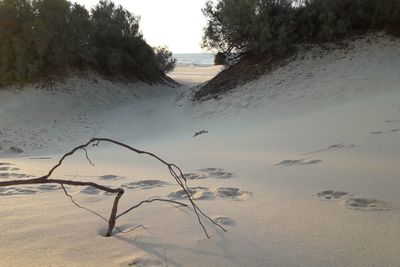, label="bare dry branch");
[116,197,188,219]
[82,148,95,166]
[0,138,226,238]
[61,184,108,222]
